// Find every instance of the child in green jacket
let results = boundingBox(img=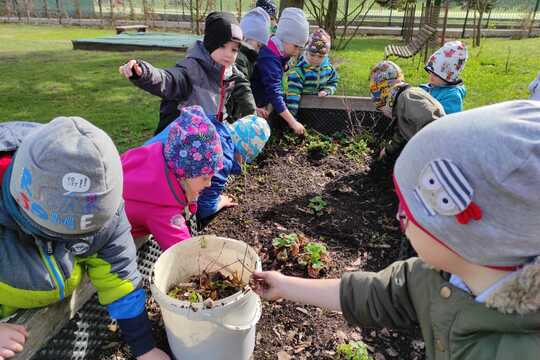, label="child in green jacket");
[252,100,540,360]
[286,28,338,117]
